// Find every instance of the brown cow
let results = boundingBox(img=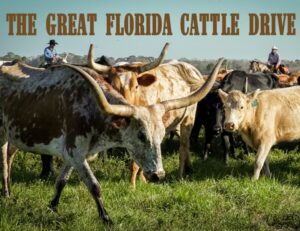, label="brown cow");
[276,71,300,87]
[289,70,300,85]
[1,58,220,223]
[87,44,224,188]
[219,86,300,180]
